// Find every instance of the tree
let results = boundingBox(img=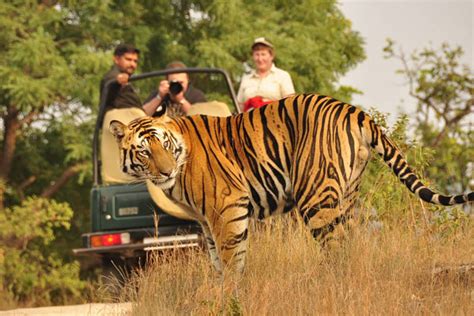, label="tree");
[0,0,146,304]
[384,40,473,193]
[139,0,365,101]
[0,0,153,204]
